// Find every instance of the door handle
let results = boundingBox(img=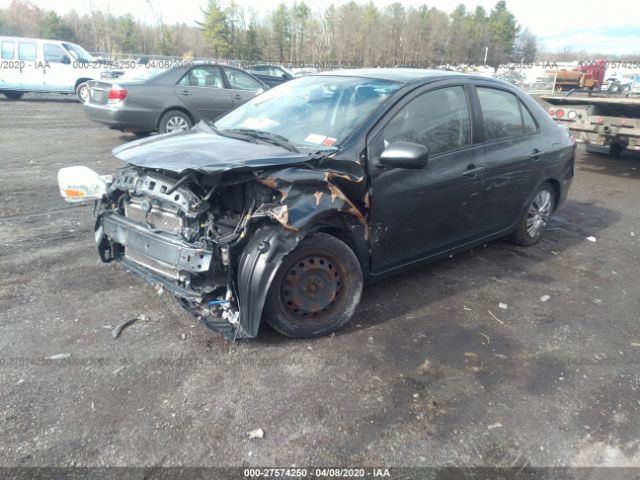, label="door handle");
[461,165,486,177]
[530,149,544,160]
[180,90,192,96]
[233,94,243,100]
